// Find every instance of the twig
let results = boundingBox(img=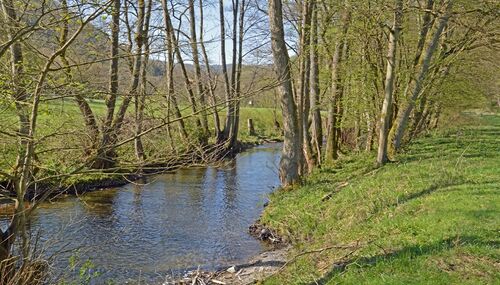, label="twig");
[266,240,370,281]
